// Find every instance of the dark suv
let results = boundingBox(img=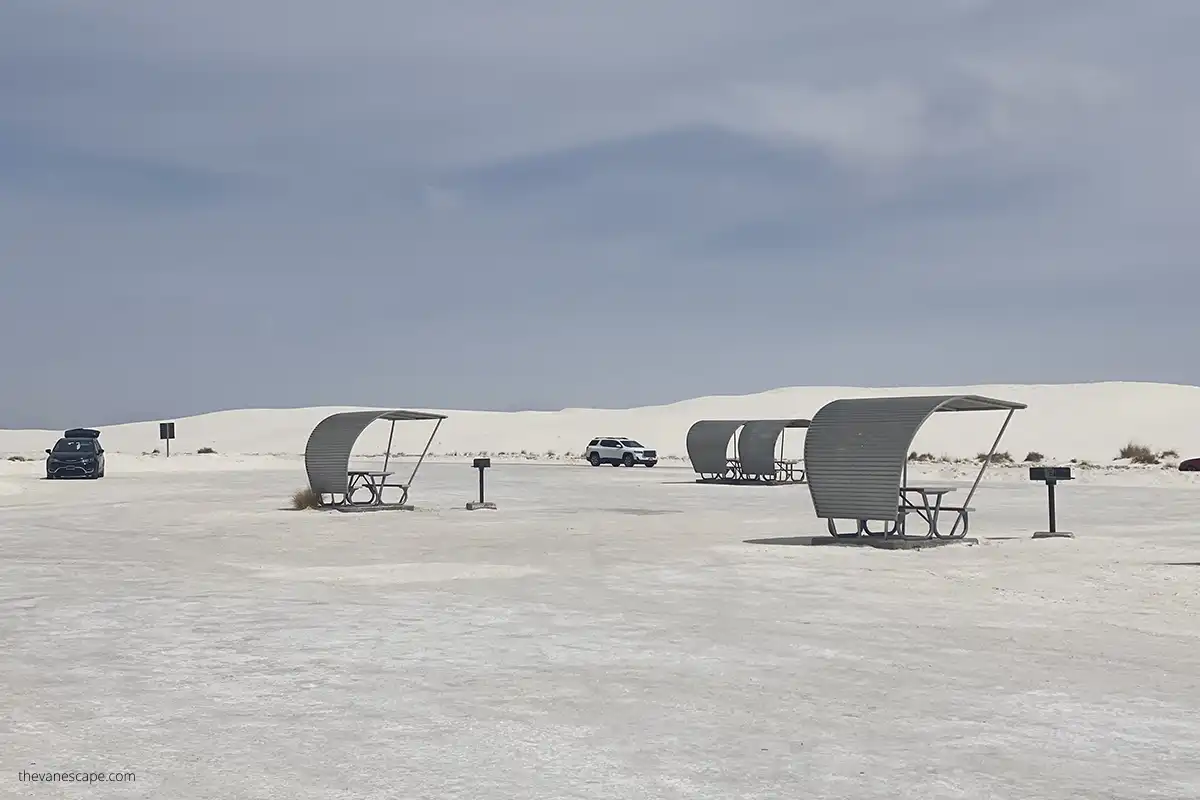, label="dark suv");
[45,428,106,479]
